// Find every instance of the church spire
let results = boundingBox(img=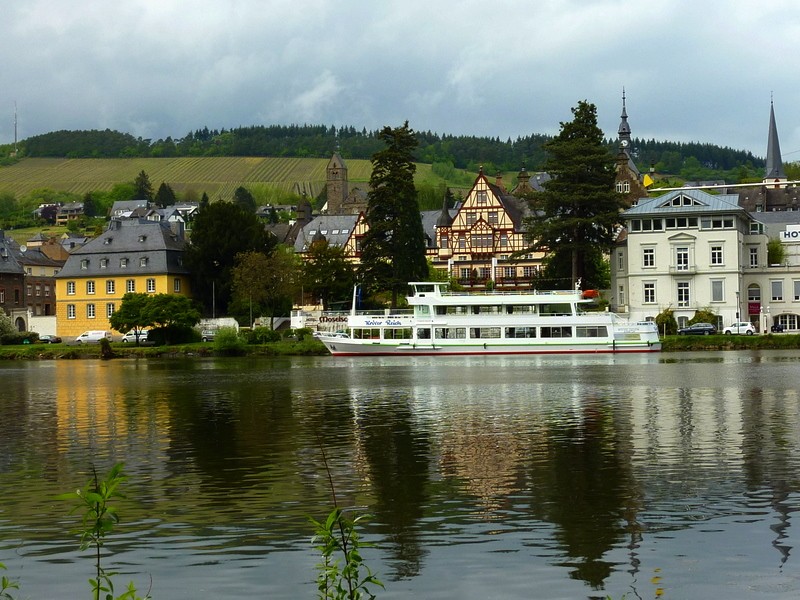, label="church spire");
[618,87,632,149]
[764,98,786,182]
